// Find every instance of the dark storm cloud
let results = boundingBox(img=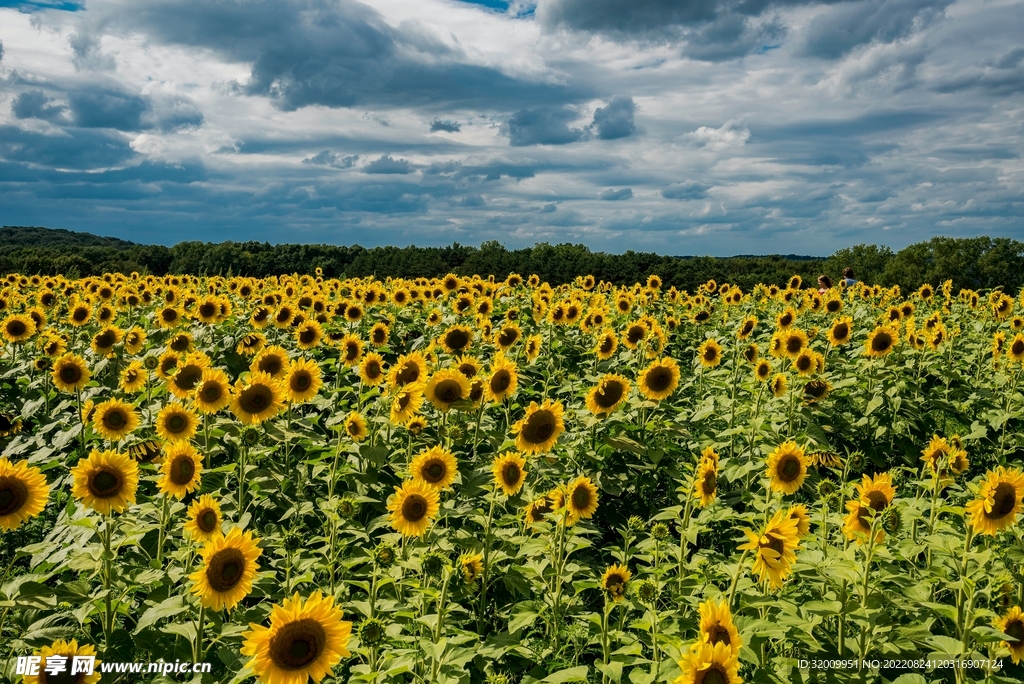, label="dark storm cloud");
[112,0,591,111]
[591,96,635,140]
[0,125,135,169]
[502,106,588,146]
[68,89,149,131]
[363,154,415,174]
[430,120,462,133]
[599,187,632,200]
[661,180,710,200]
[12,90,69,121]
[798,0,954,60]
[11,84,203,132]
